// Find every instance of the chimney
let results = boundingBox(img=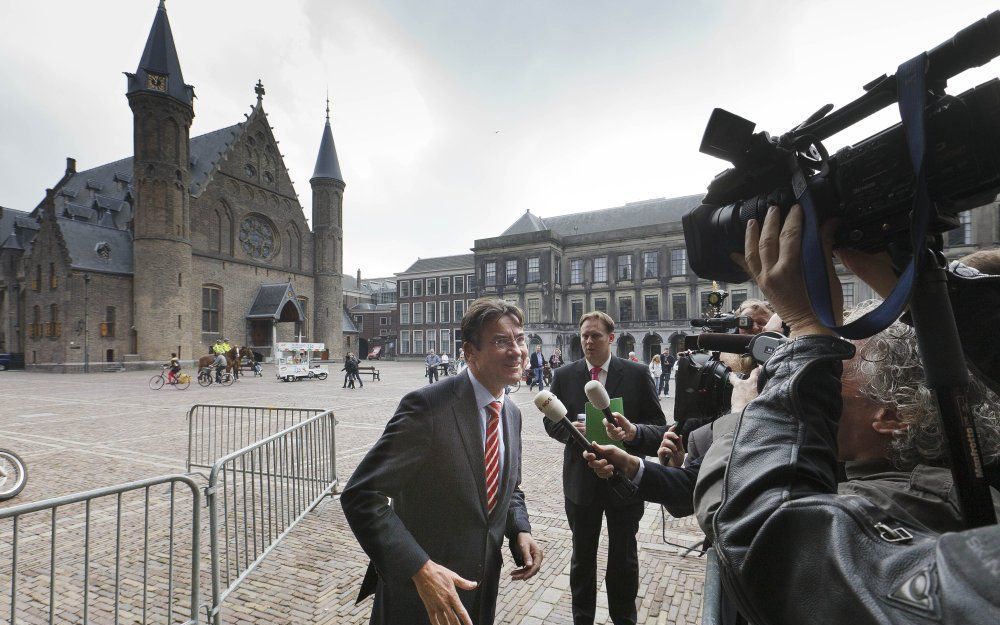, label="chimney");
[65,157,76,175]
[357,268,361,285]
